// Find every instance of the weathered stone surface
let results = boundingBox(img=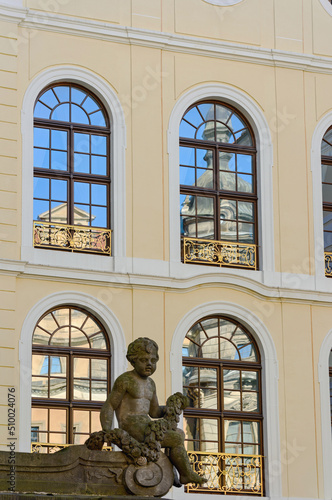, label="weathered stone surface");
[0,445,173,497]
[0,495,171,499]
